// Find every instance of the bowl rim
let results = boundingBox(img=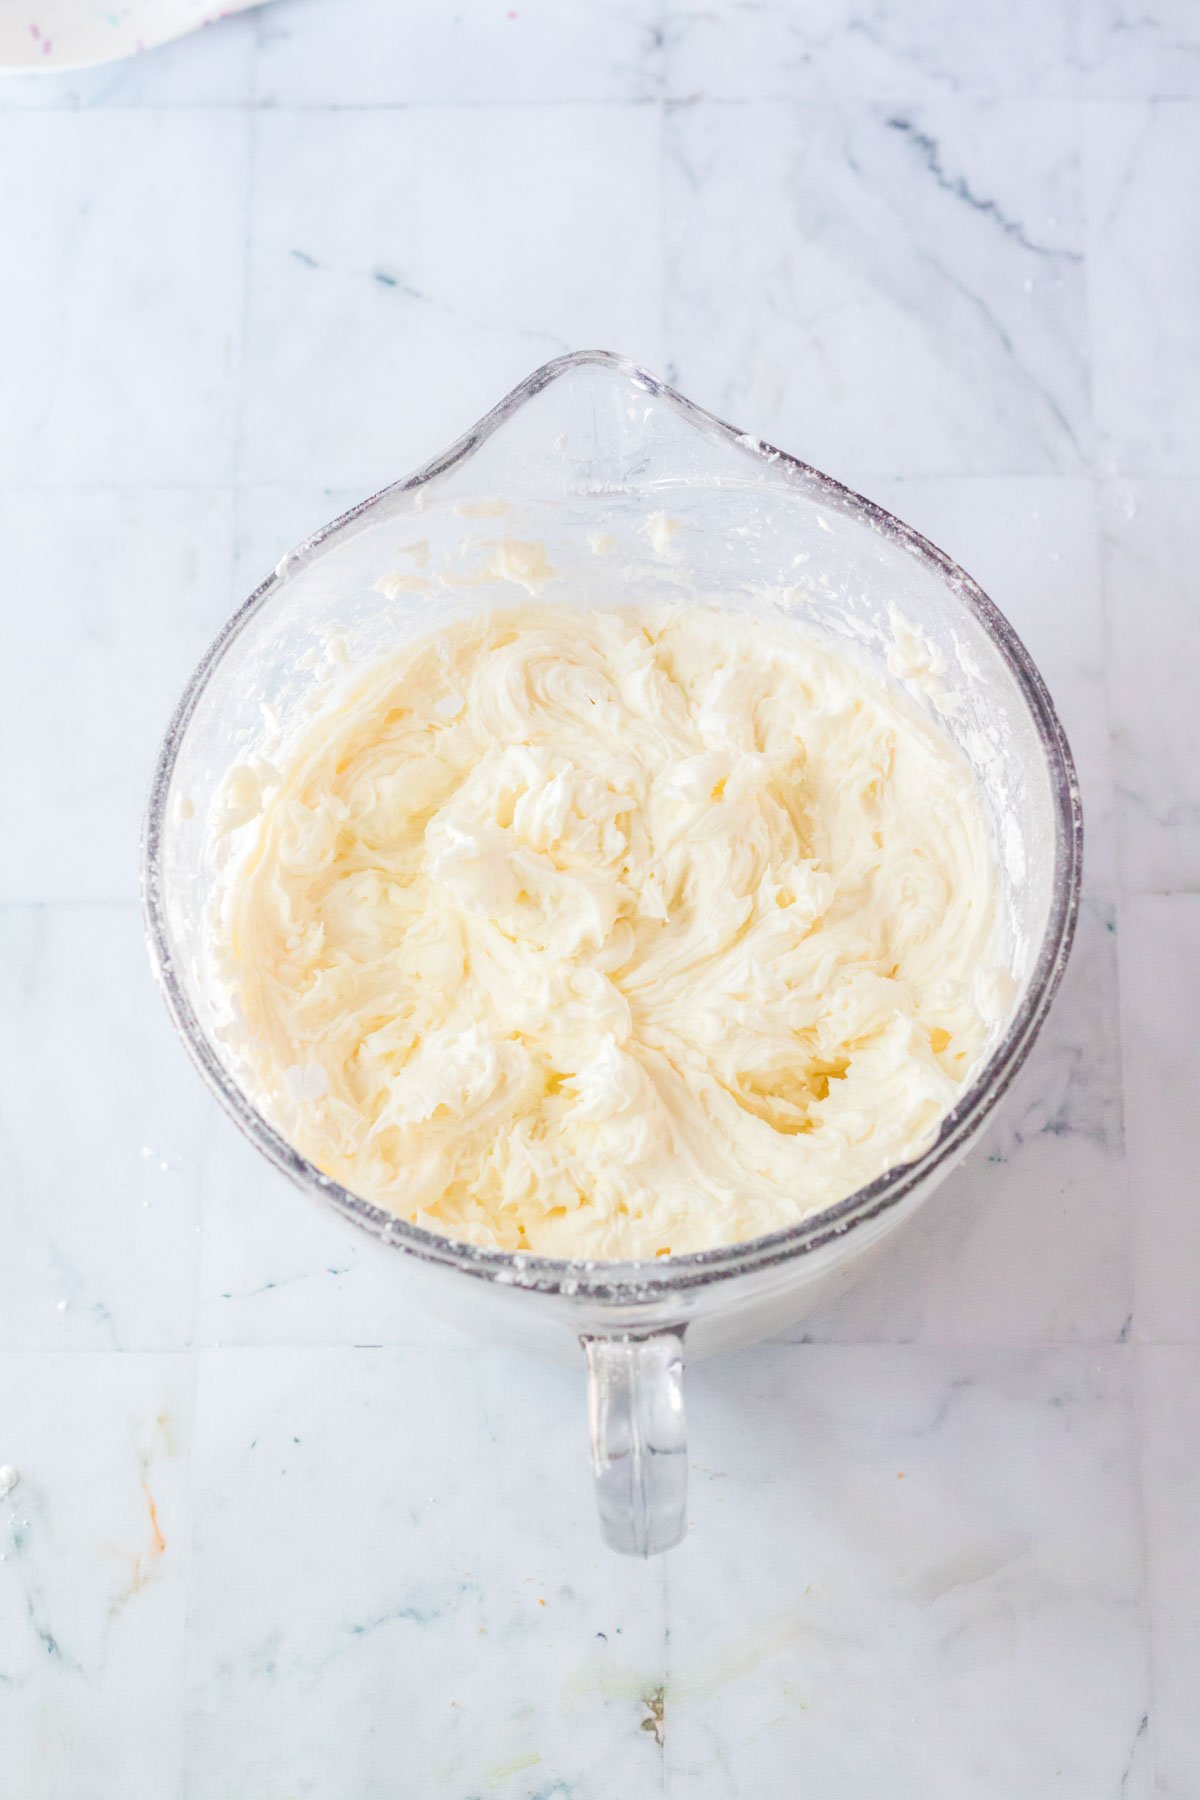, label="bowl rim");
[141,349,1083,1302]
